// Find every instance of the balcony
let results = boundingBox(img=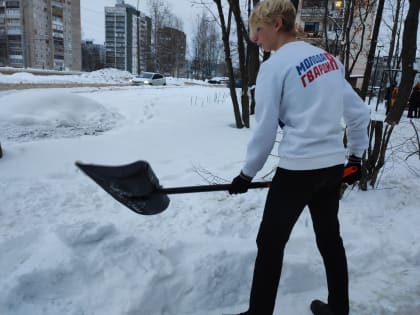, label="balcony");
[301,7,344,18]
[328,10,344,19]
[301,7,326,17]
[7,28,20,35]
